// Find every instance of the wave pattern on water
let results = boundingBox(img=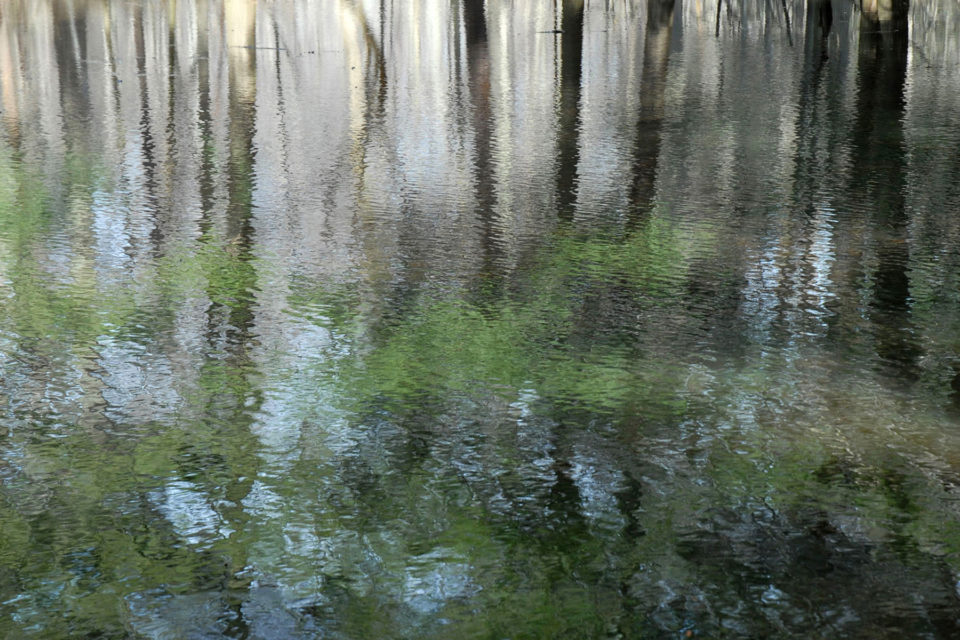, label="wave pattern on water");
[1,0,960,637]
